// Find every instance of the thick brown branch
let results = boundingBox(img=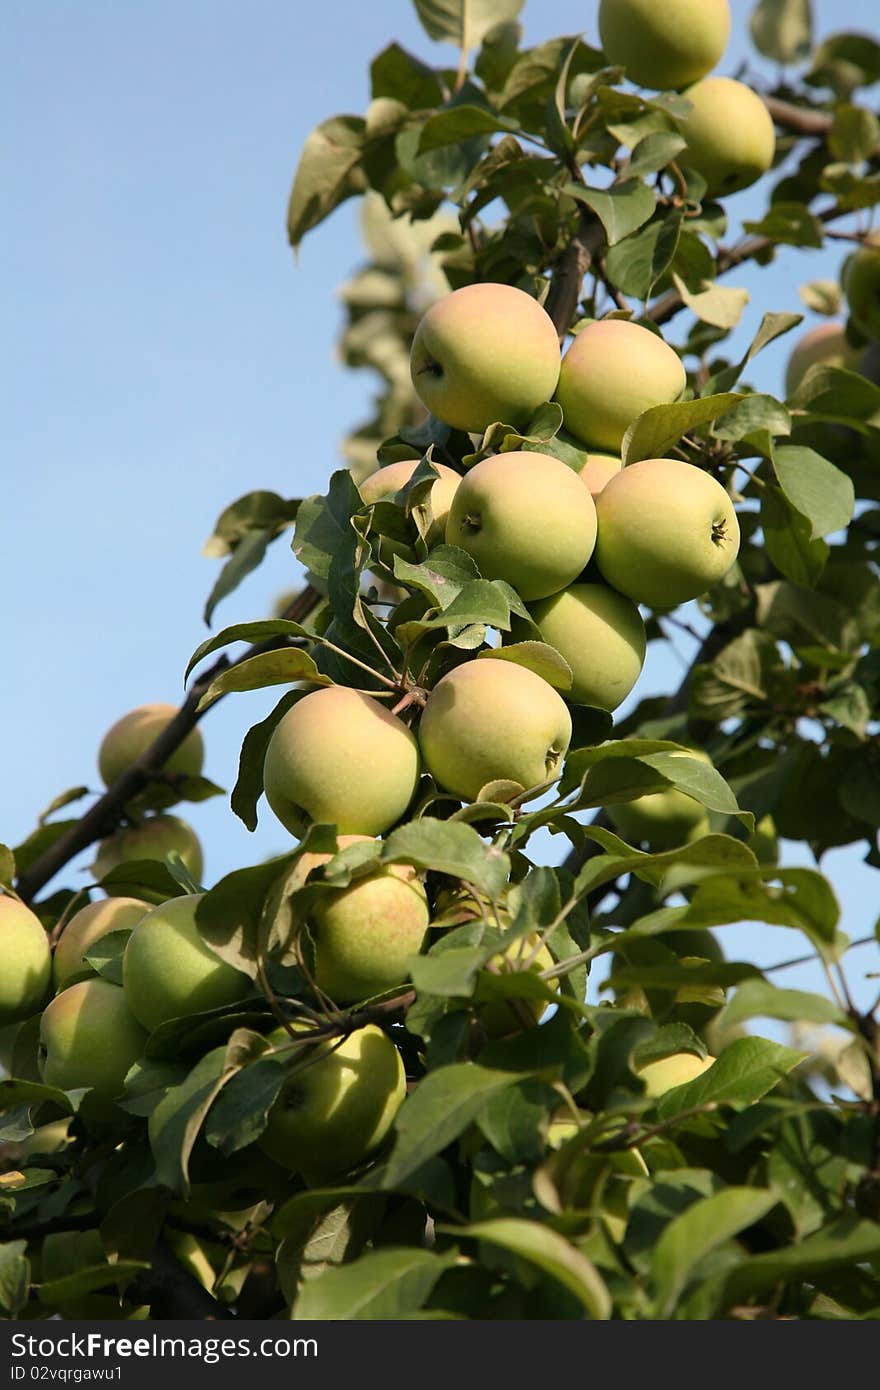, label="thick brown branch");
[15,583,321,902]
[763,95,833,137]
[545,217,606,337]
